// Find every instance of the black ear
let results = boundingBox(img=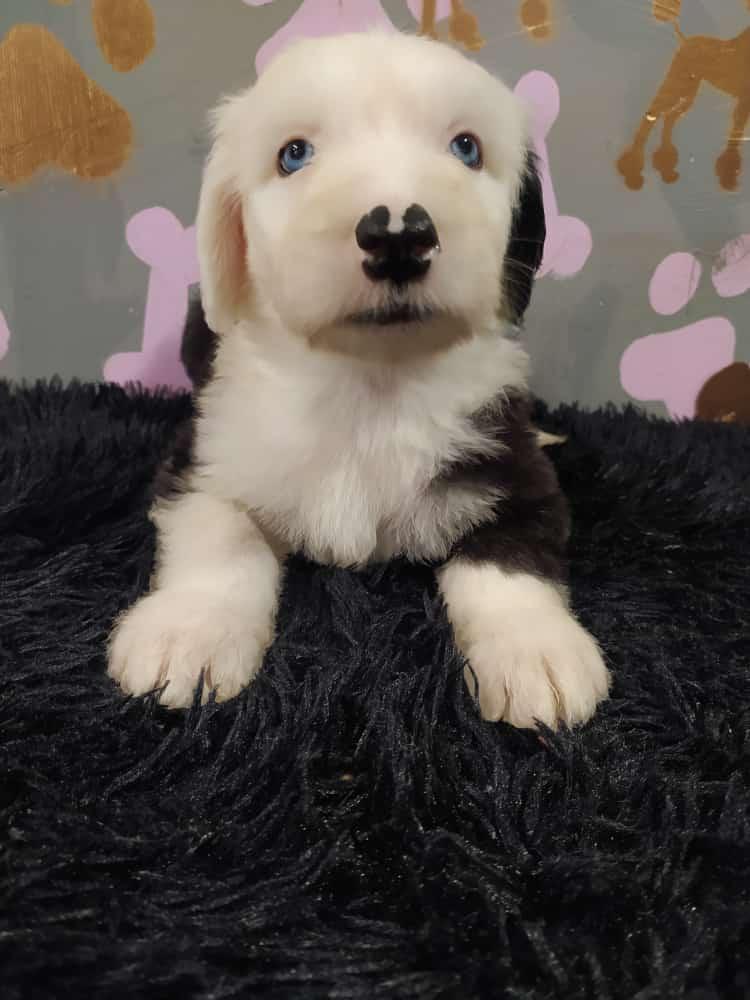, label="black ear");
[181,294,218,391]
[502,151,546,325]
